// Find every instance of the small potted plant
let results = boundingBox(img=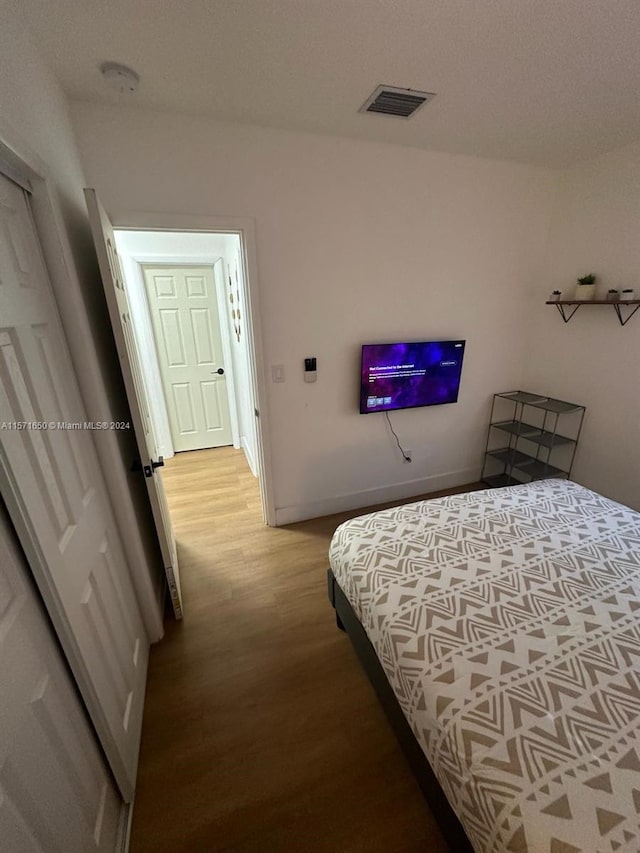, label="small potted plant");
[574,273,597,301]
[606,288,619,301]
[620,287,635,302]
[549,290,562,302]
